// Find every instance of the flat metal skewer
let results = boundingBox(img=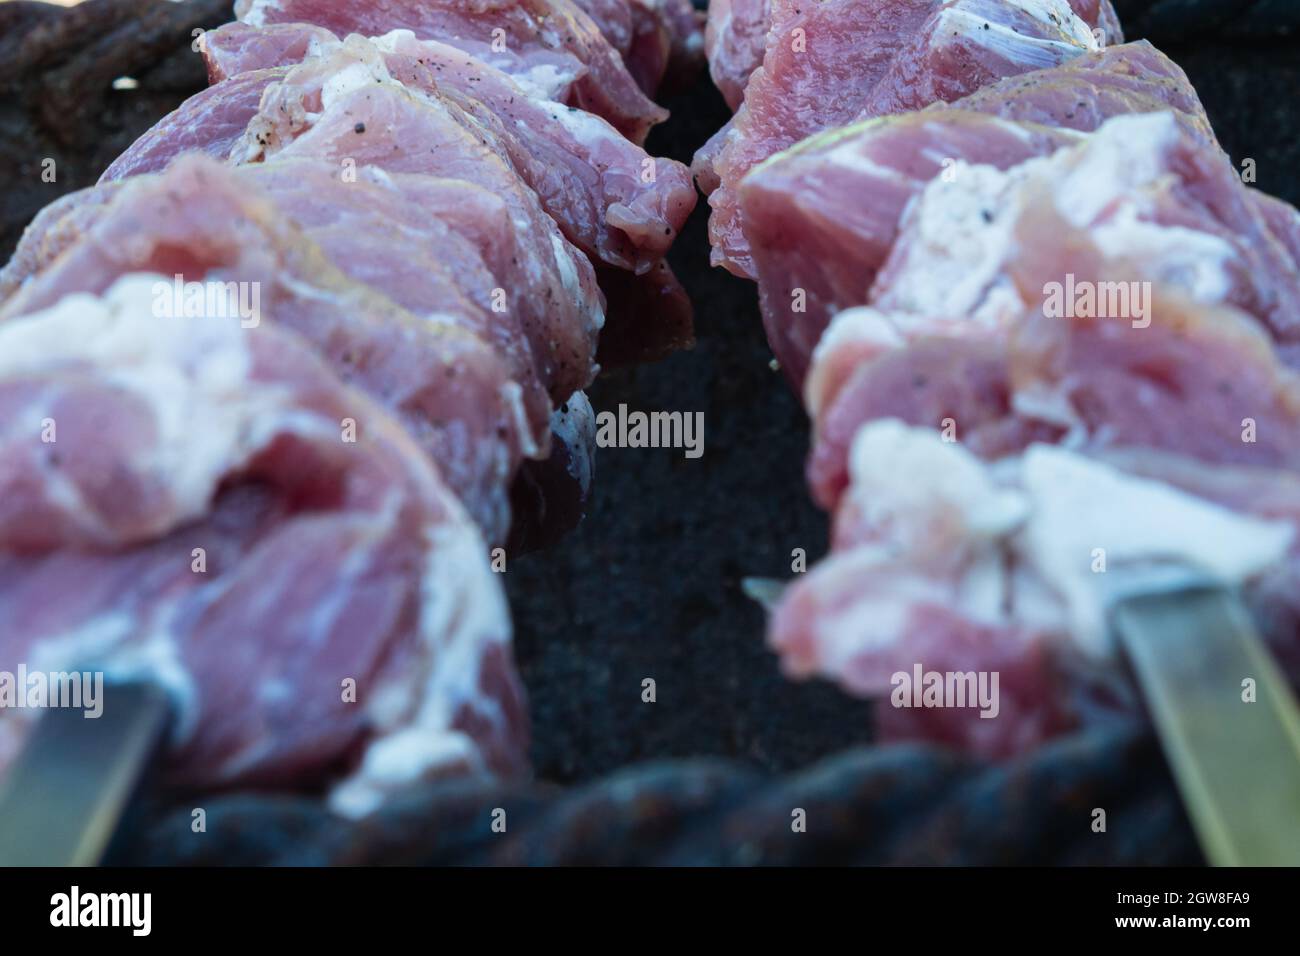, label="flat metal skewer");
[1114,585,1300,866]
[0,681,171,867]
